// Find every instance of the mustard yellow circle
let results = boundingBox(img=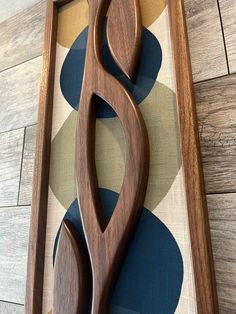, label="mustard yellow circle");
[57,0,166,48]
[140,0,166,27]
[57,0,89,48]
